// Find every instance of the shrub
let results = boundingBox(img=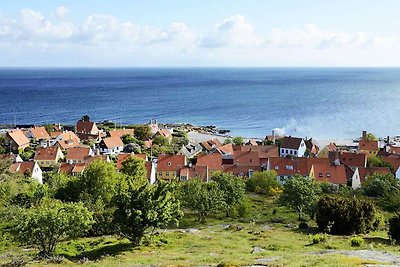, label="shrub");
[311,234,327,244]
[316,195,376,235]
[350,236,364,247]
[299,222,309,230]
[363,172,397,198]
[388,213,400,244]
[246,171,280,195]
